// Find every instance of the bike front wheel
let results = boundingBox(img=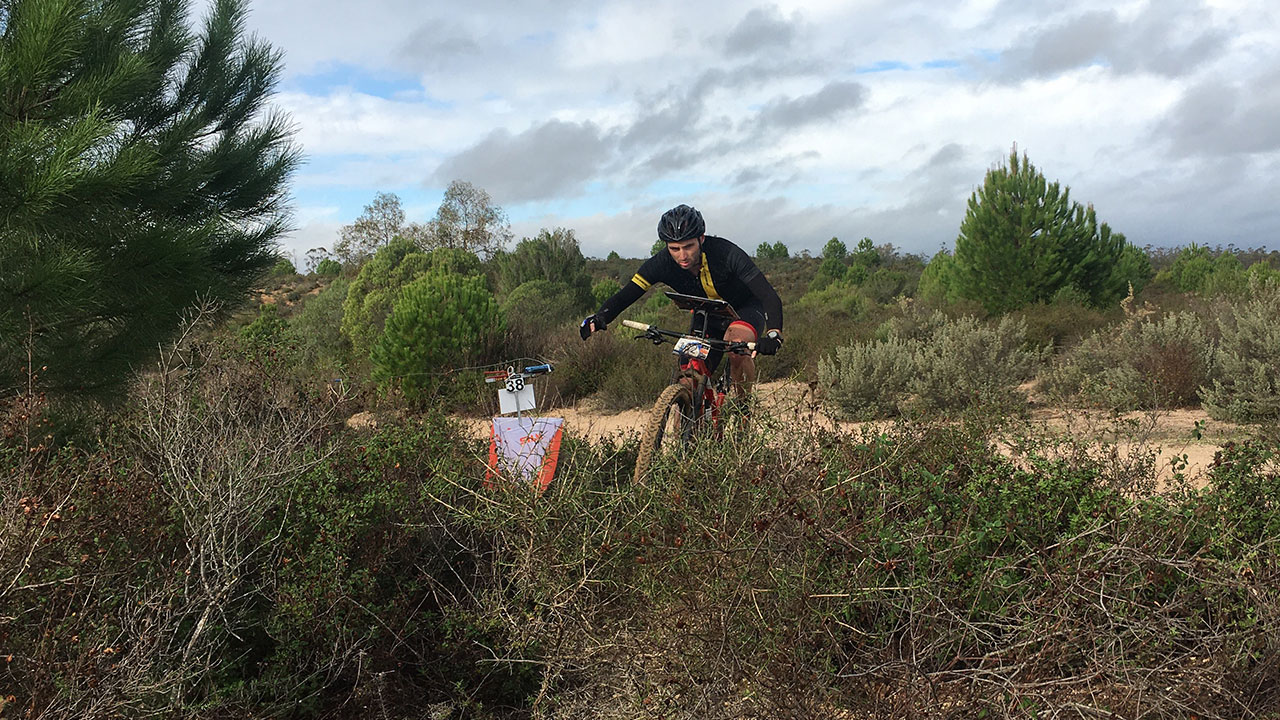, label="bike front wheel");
[634,382,698,484]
